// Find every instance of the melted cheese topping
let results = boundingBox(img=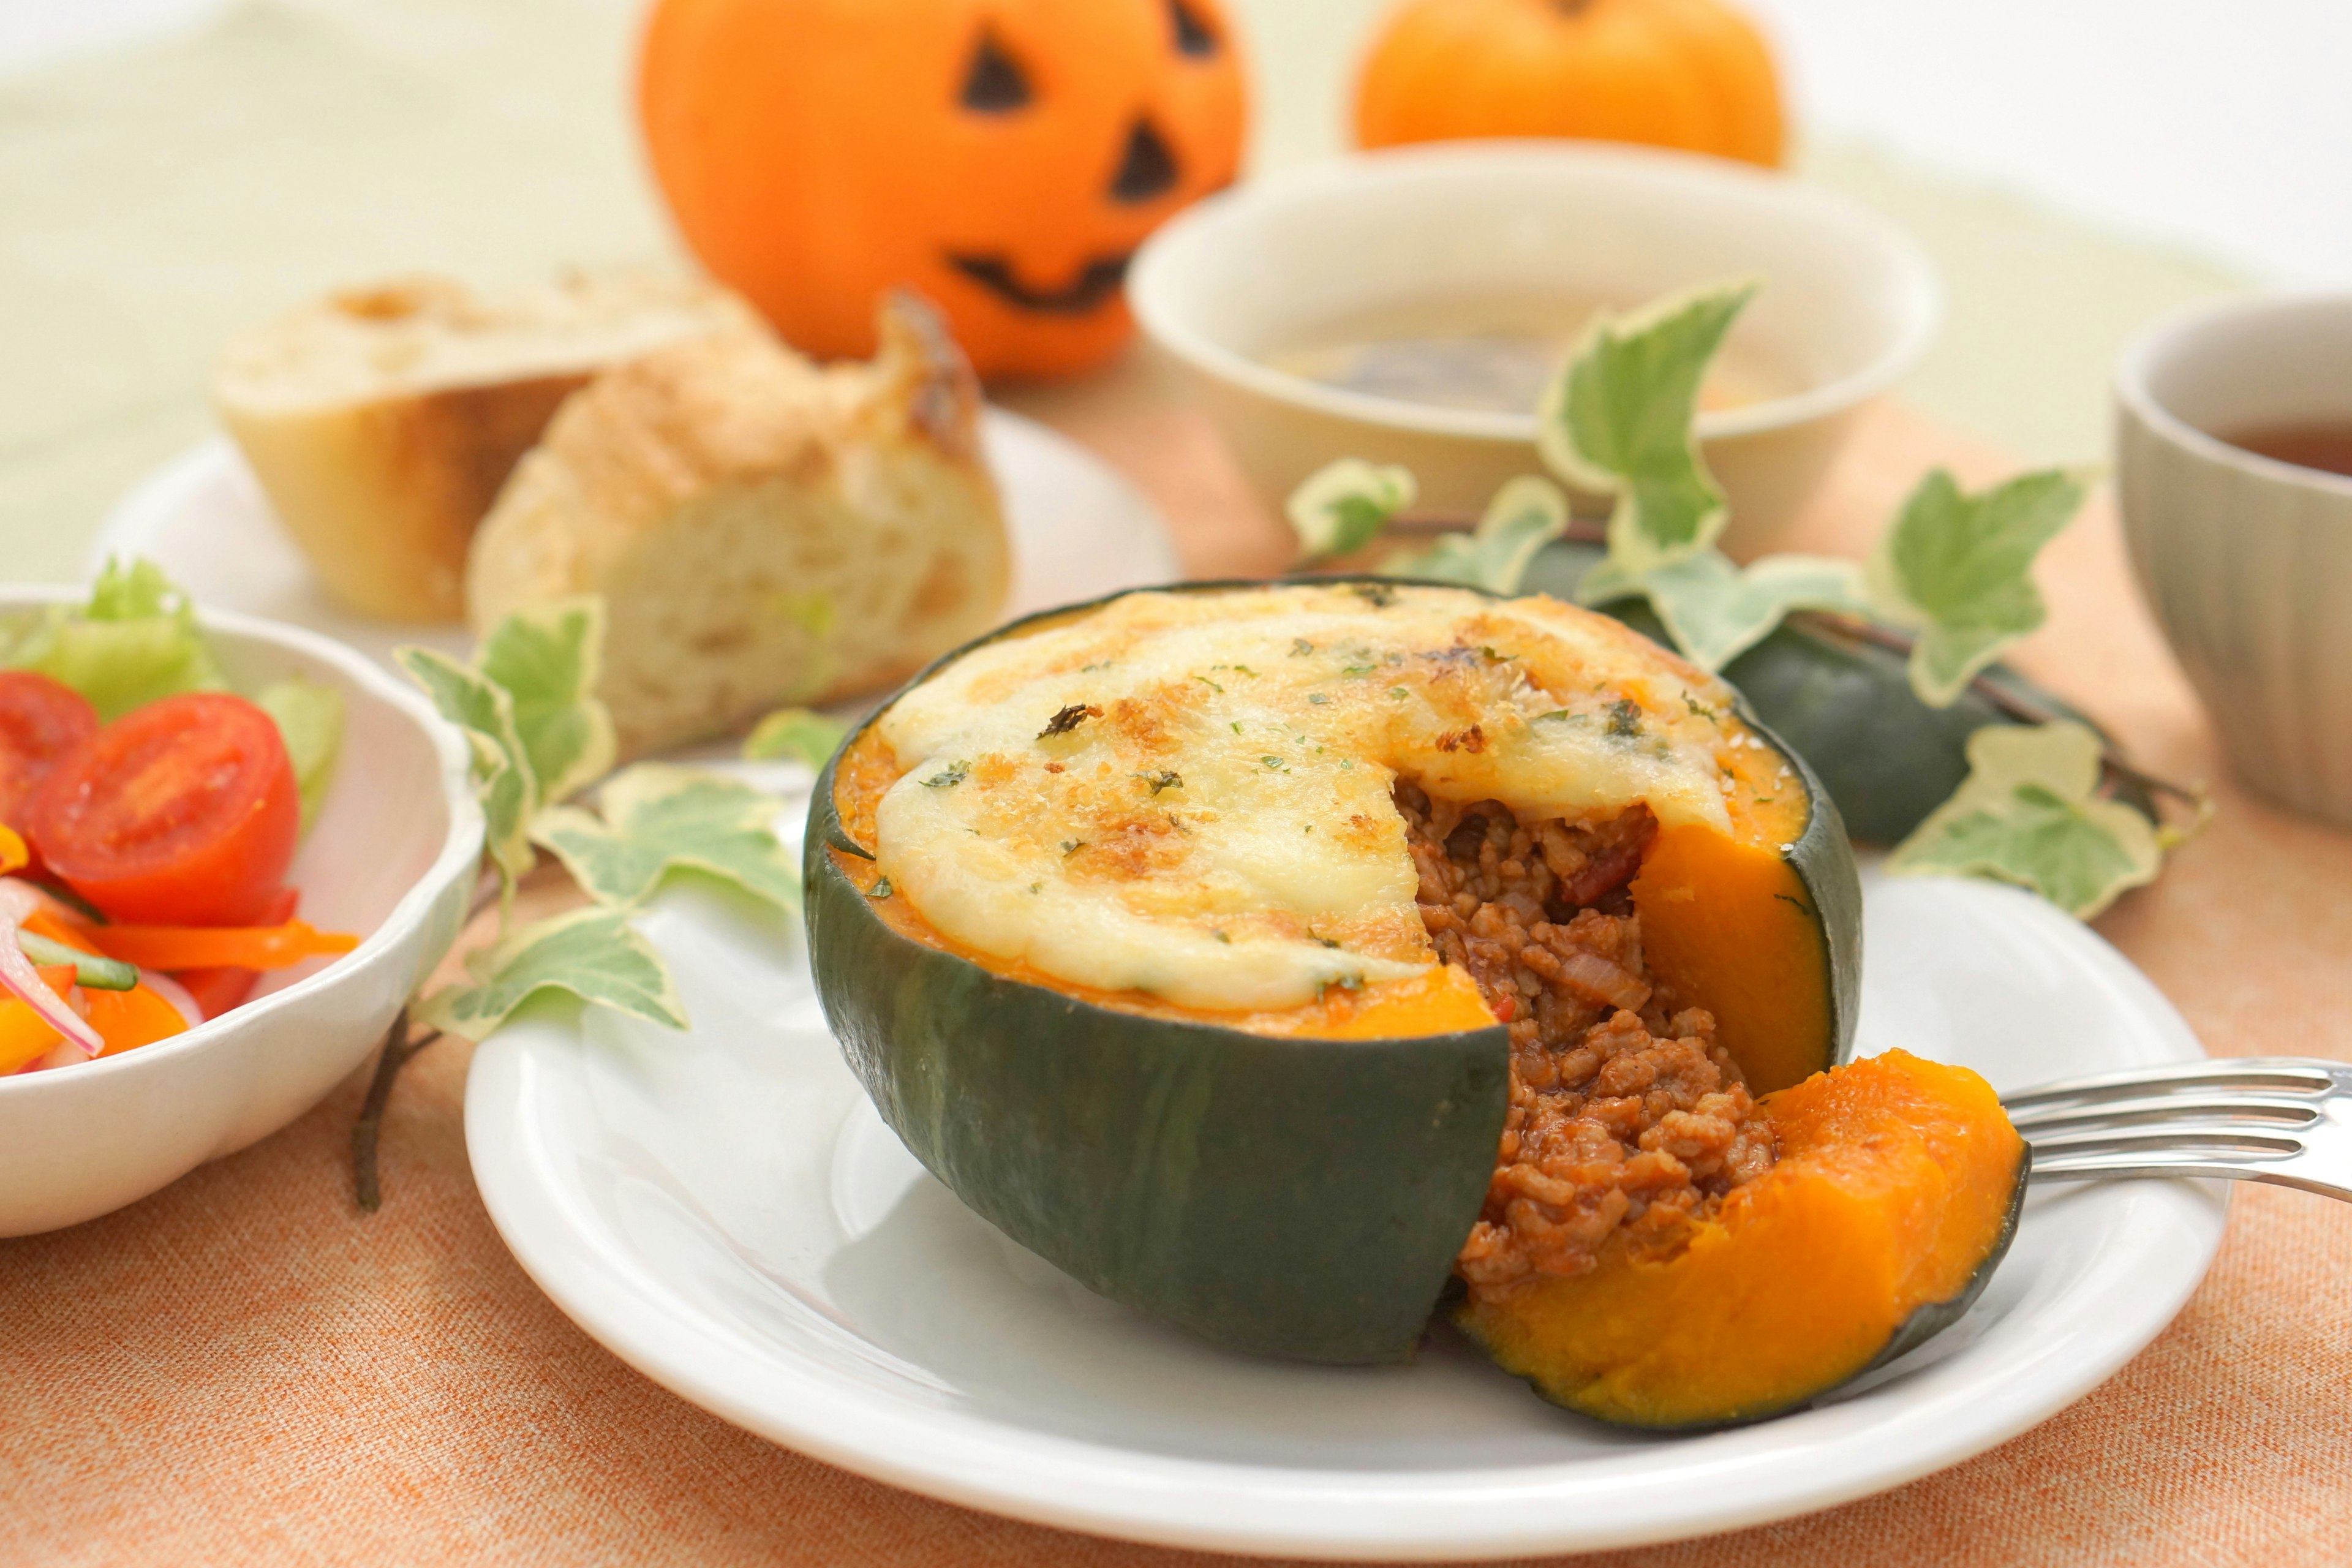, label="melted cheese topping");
[870,583,1786,1013]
